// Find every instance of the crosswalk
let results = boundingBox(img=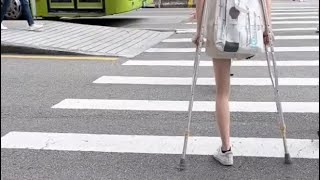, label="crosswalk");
[1,2,319,174]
